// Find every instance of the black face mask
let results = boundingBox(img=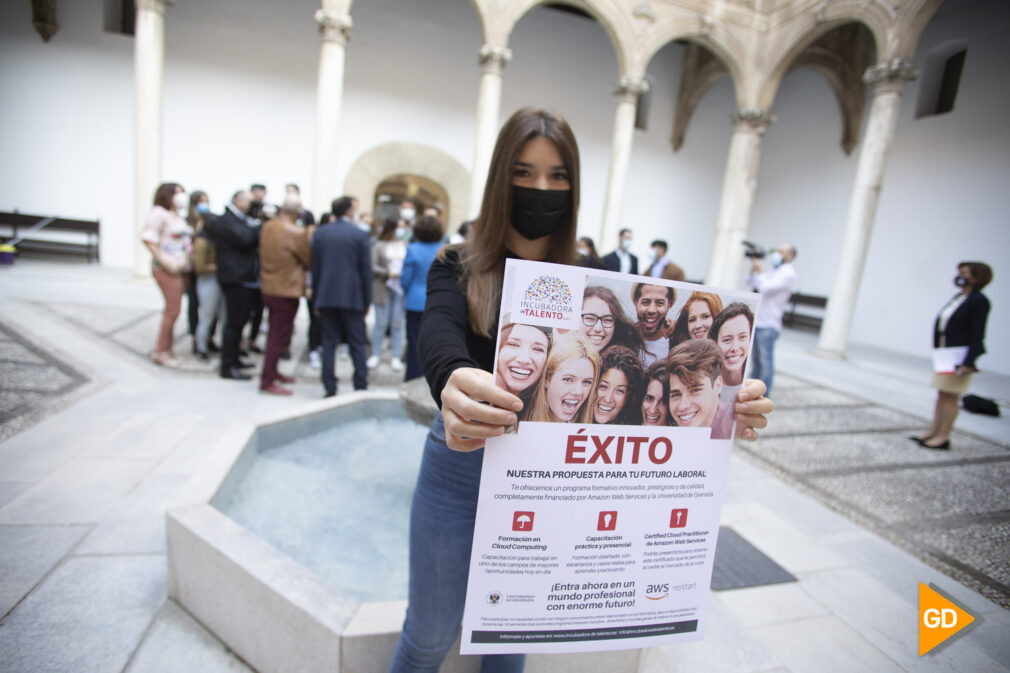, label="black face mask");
[954,276,970,288]
[510,186,572,241]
